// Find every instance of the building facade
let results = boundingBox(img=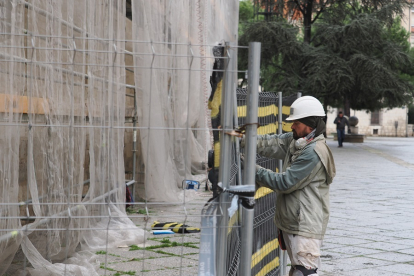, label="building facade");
[326,107,413,137]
